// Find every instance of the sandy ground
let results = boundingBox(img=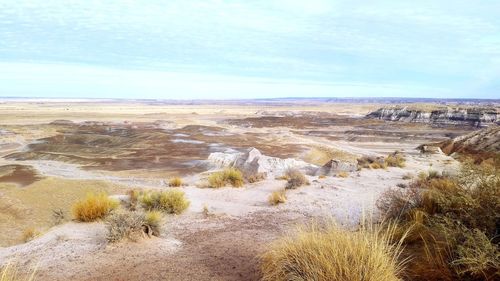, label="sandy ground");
[0,102,464,280]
